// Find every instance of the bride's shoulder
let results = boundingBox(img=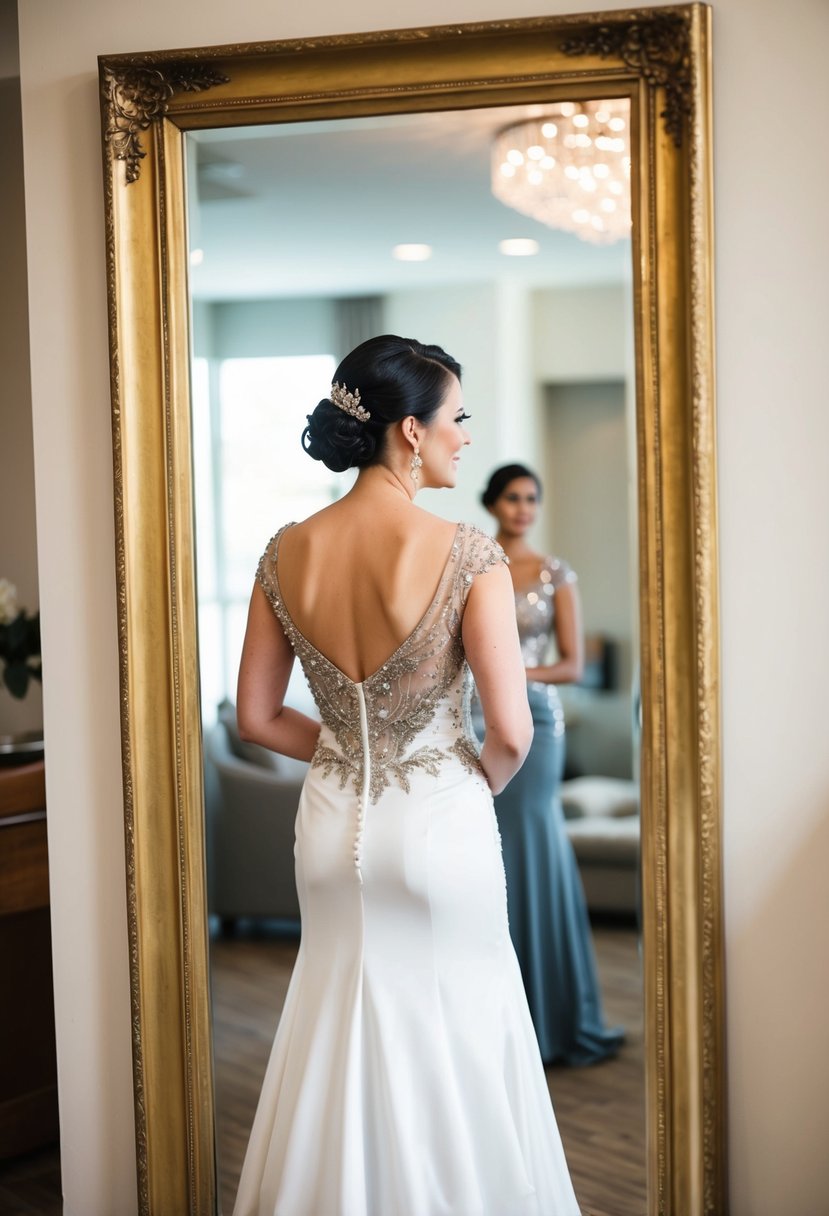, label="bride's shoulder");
[259,519,298,561]
[262,503,340,556]
[409,505,459,537]
[409,511,502,561]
